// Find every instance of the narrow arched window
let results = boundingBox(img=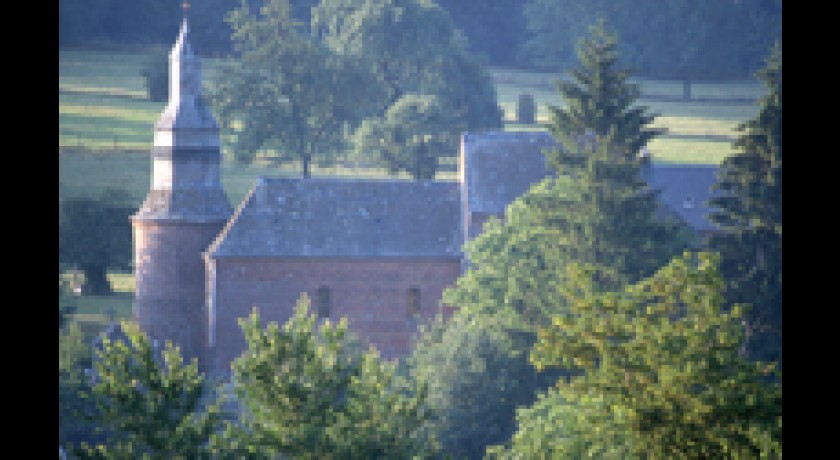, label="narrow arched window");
[407,287,420,320]
[317,286,331,319]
